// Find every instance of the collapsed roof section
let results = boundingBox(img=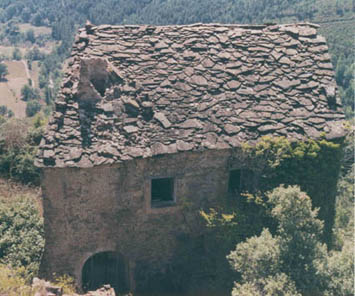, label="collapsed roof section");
[36,22,346,168]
